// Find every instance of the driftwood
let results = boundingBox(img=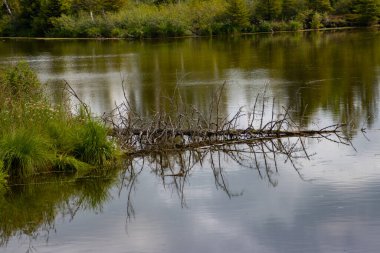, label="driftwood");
[101,82,349,156]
